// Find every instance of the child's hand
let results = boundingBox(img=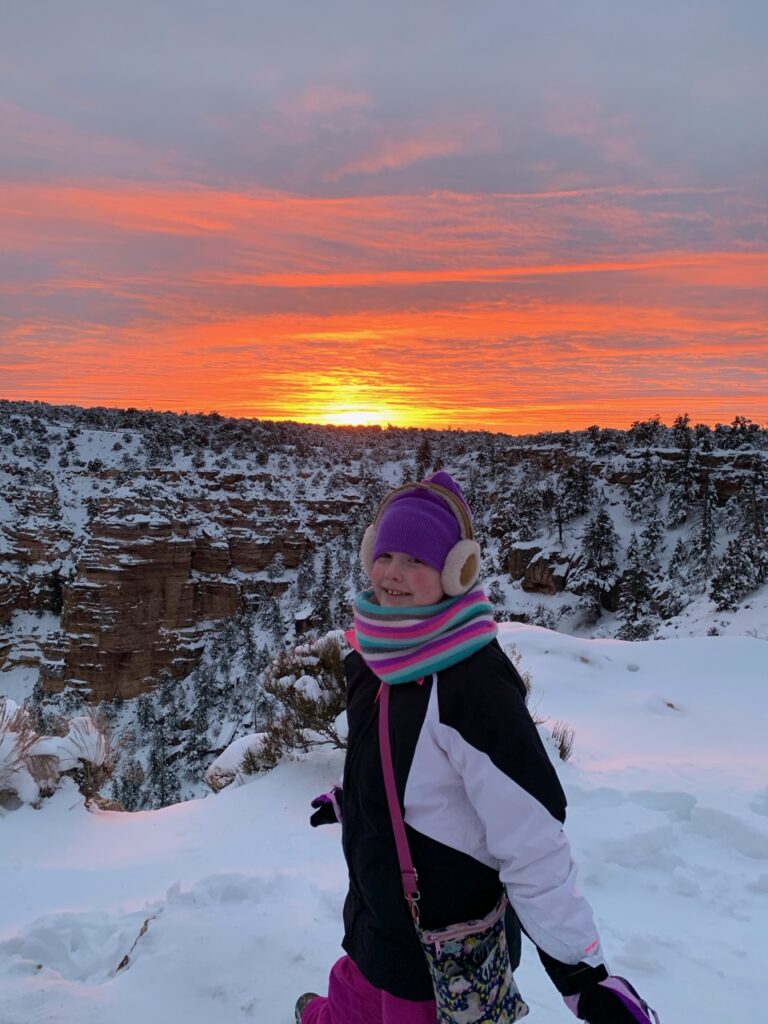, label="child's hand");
[309,786,343,826]
[566,976,659,1023]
